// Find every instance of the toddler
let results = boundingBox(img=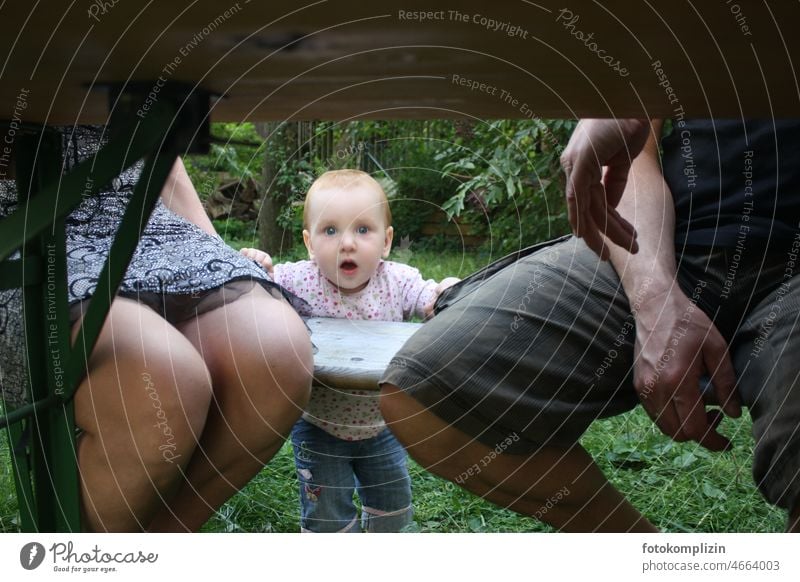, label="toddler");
[242,169,458,532]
